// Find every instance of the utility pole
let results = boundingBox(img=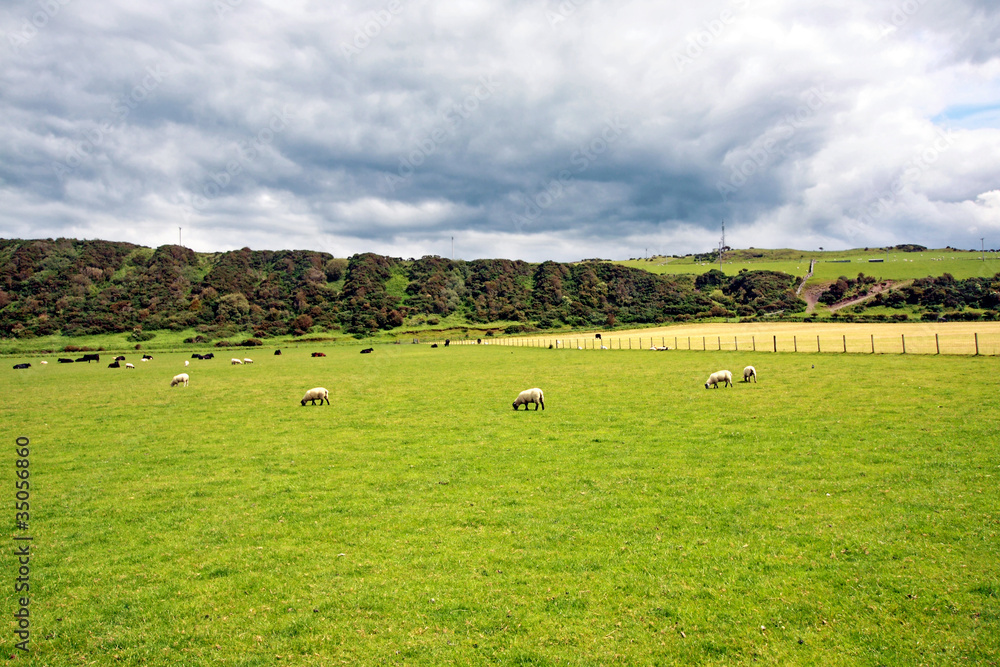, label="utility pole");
[719,221,725,270]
